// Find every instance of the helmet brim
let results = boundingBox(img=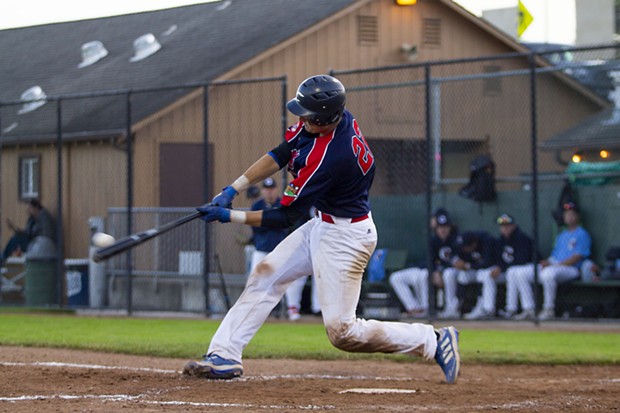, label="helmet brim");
[286,98,315,117]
